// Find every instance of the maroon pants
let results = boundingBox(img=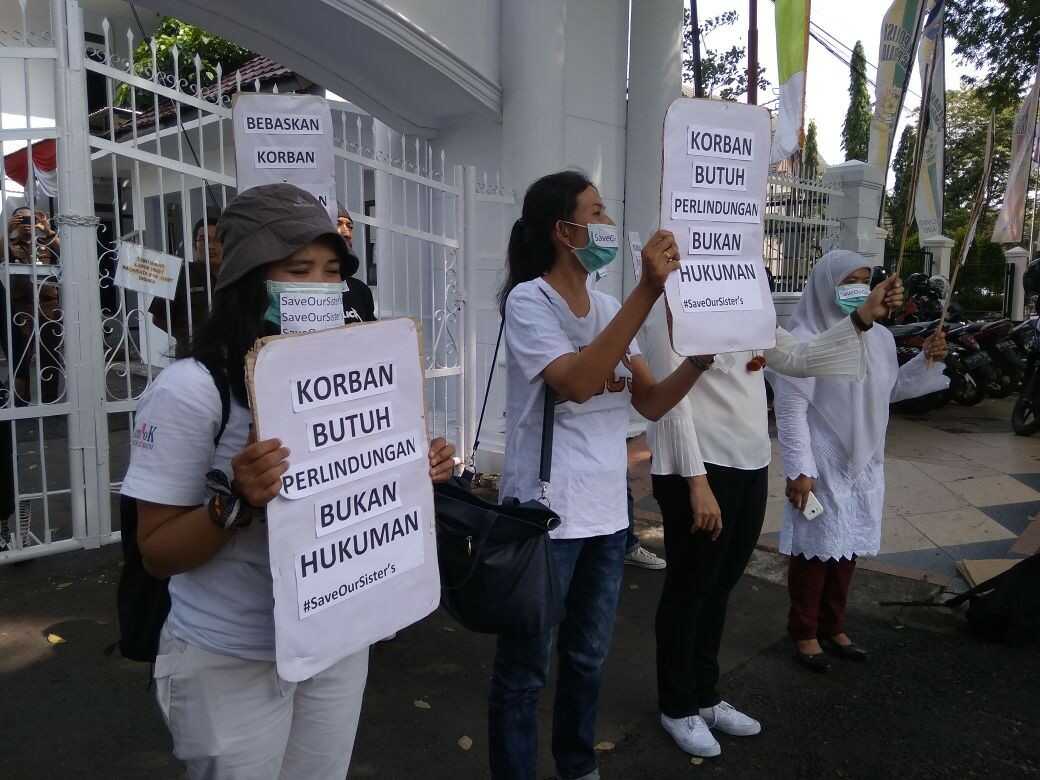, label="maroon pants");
[787,555,857,641]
